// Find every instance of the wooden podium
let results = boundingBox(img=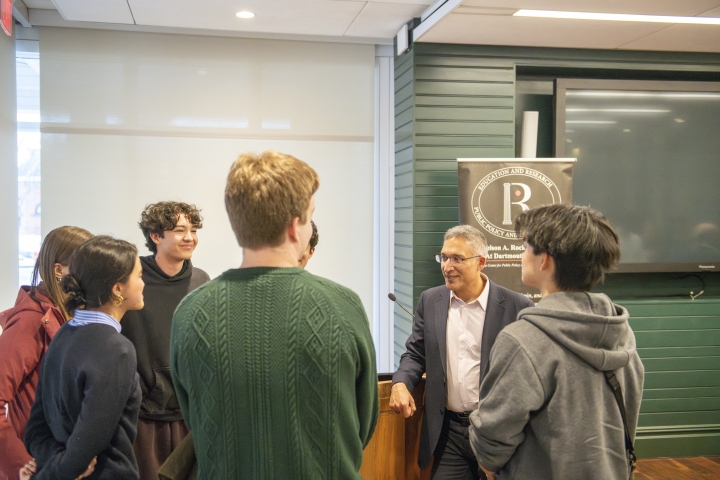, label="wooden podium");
[360,378,432,480]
